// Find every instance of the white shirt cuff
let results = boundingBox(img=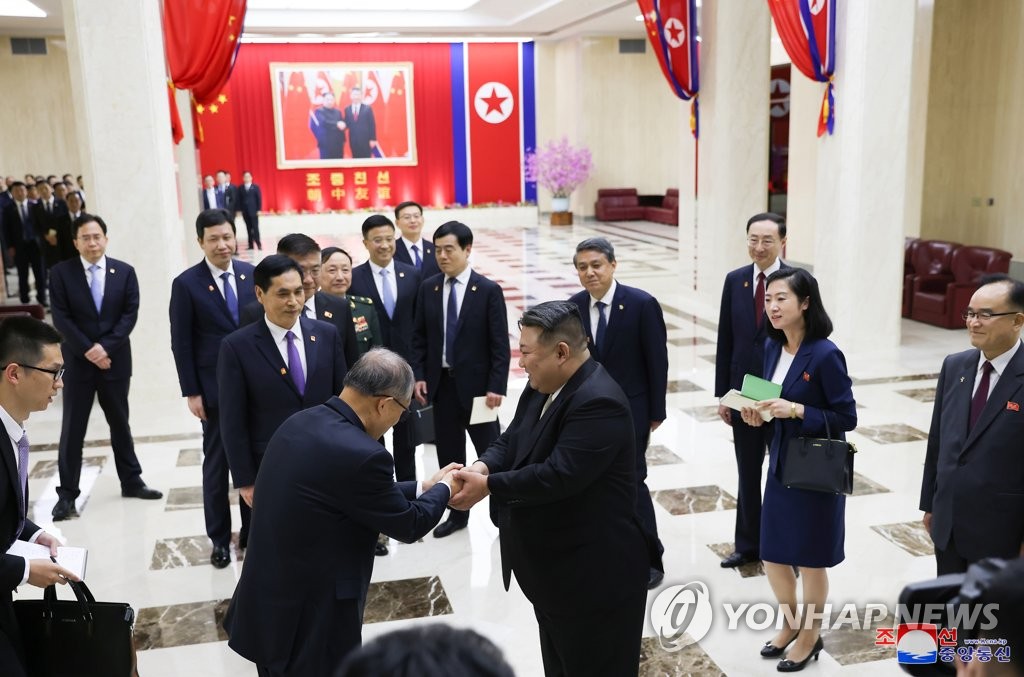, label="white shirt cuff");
[19,530,45,587]
[416,479,452,498]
